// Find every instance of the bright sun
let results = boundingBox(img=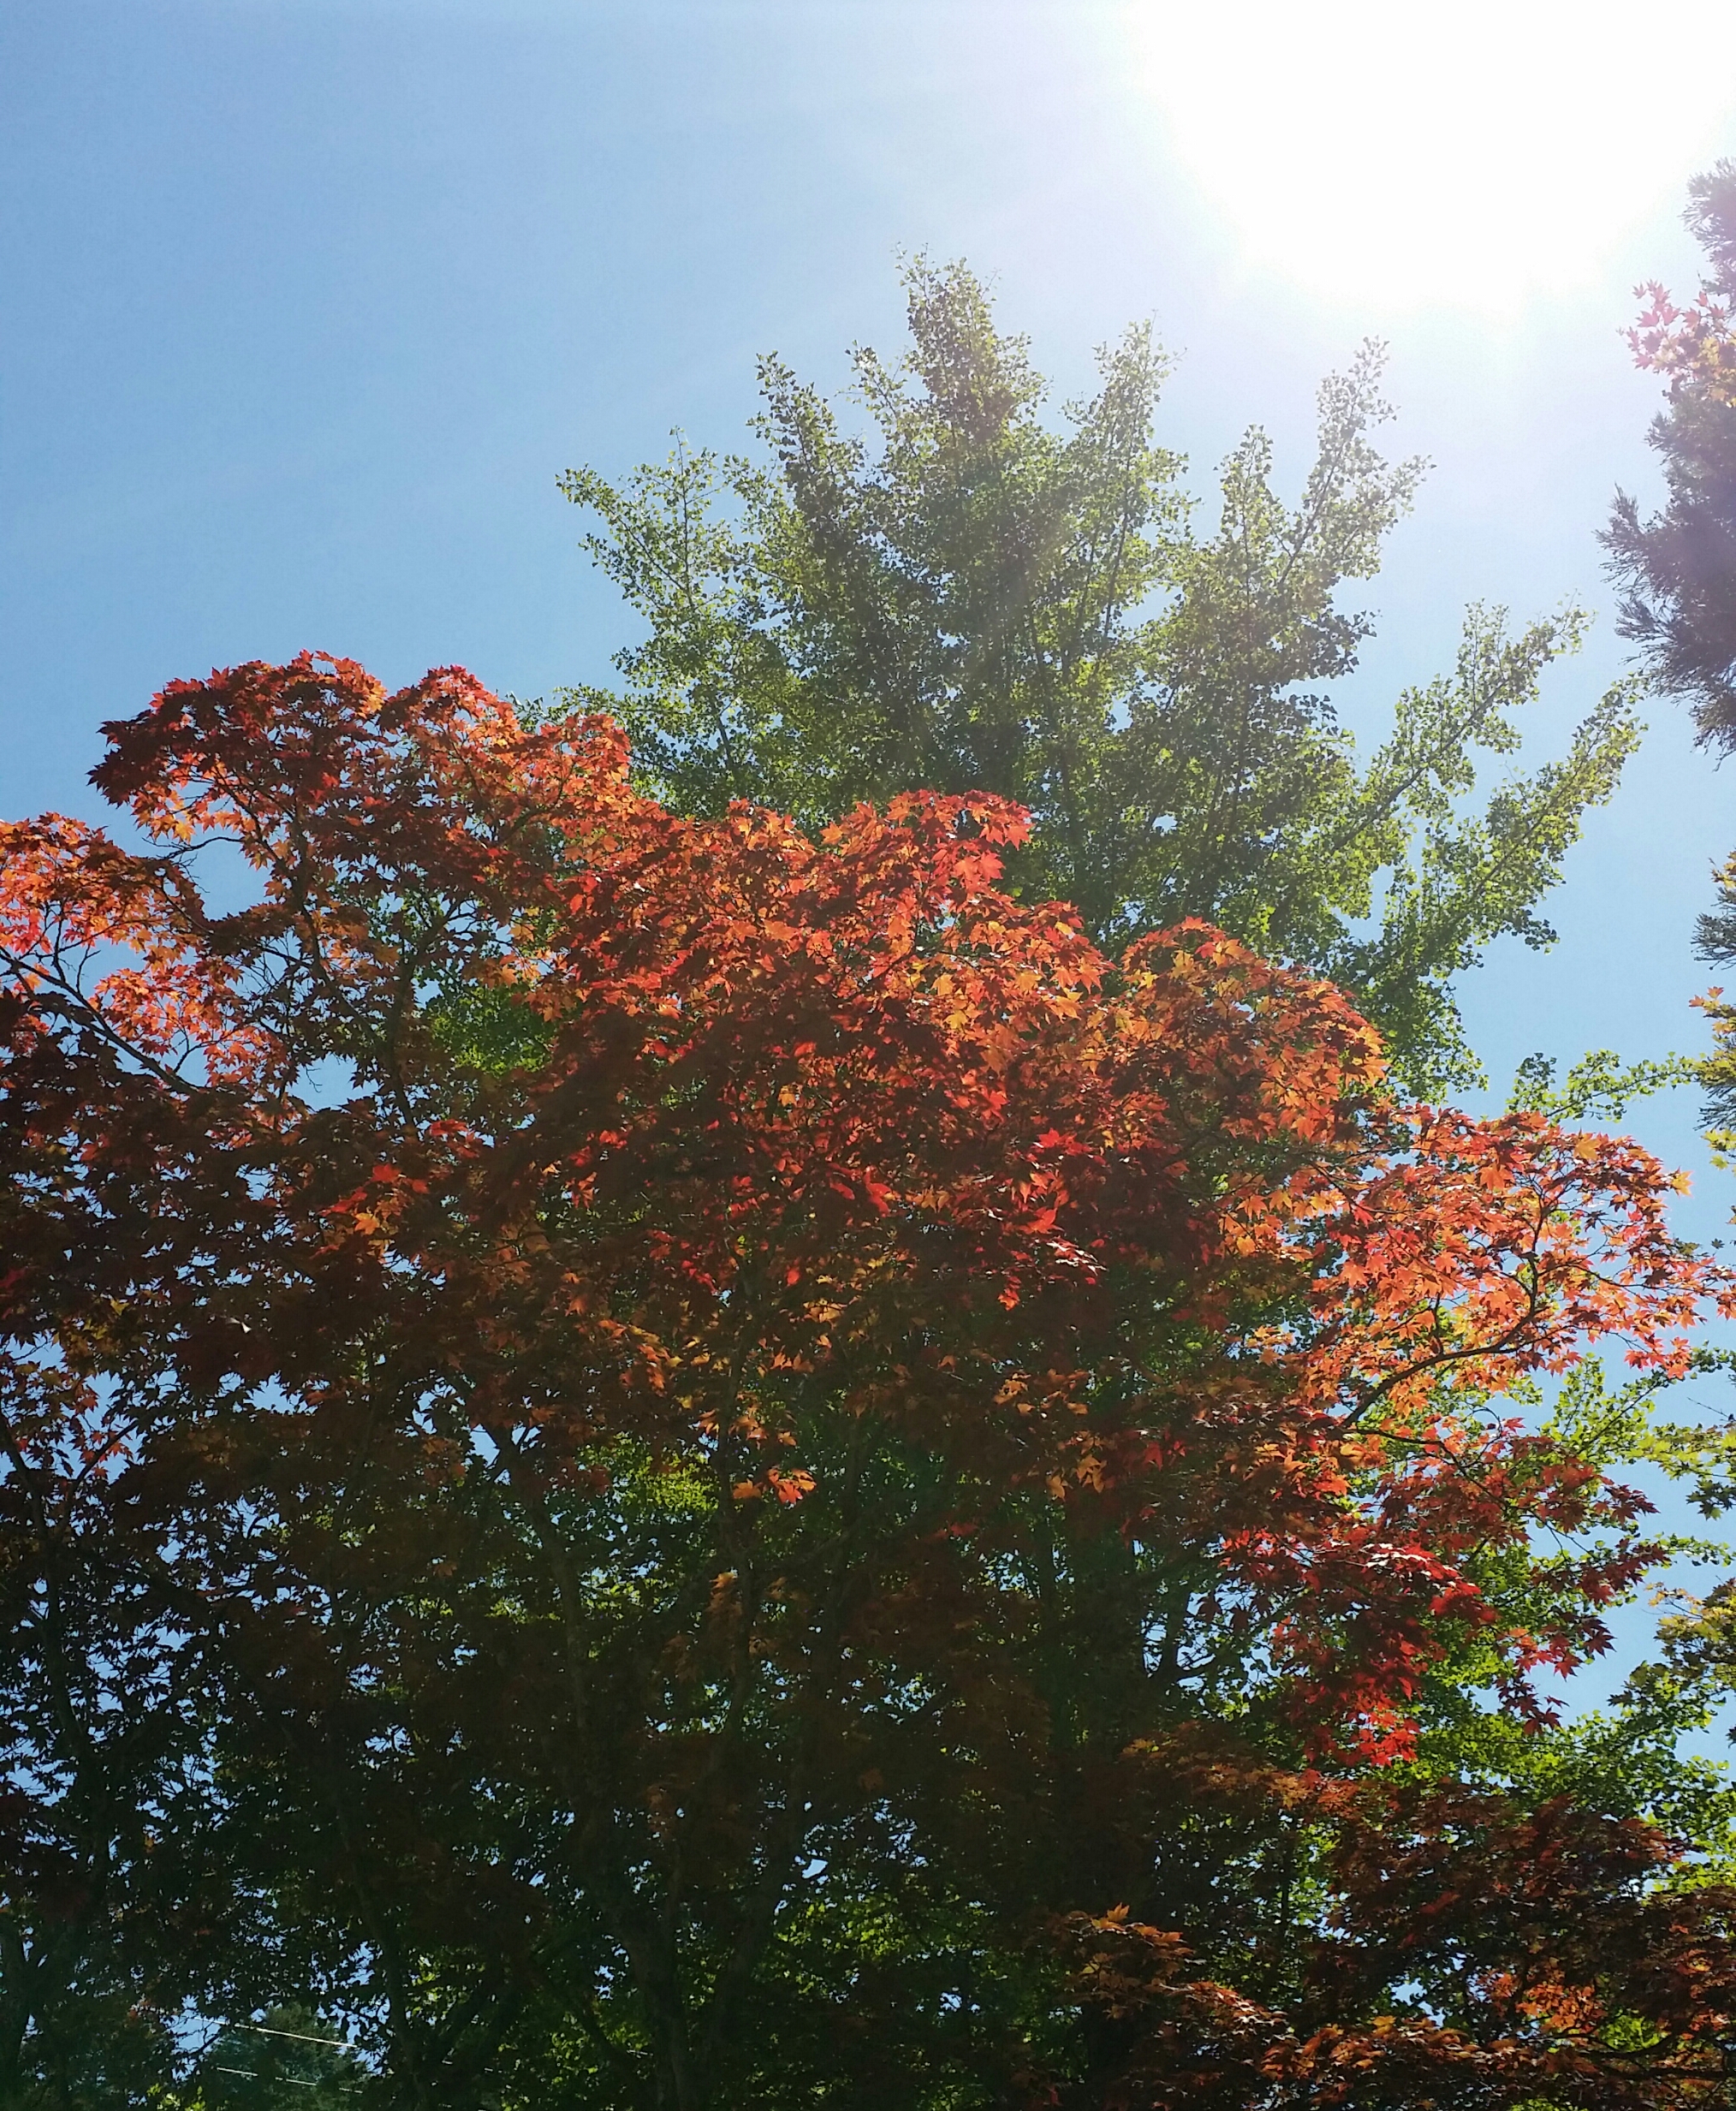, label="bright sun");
[1126,0,1736,313]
